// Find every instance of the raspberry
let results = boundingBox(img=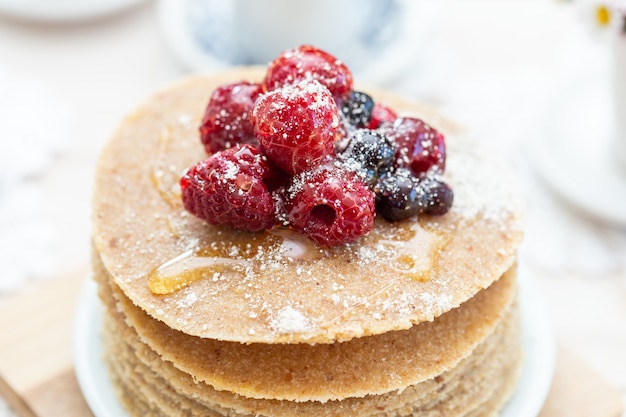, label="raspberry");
[199,81,263,154]
[252,79,339,175]
[368,103,397,129]
[386,117,446,177]
[180,144,278,232]
[263,45,353,100]
[284,167,375,246]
